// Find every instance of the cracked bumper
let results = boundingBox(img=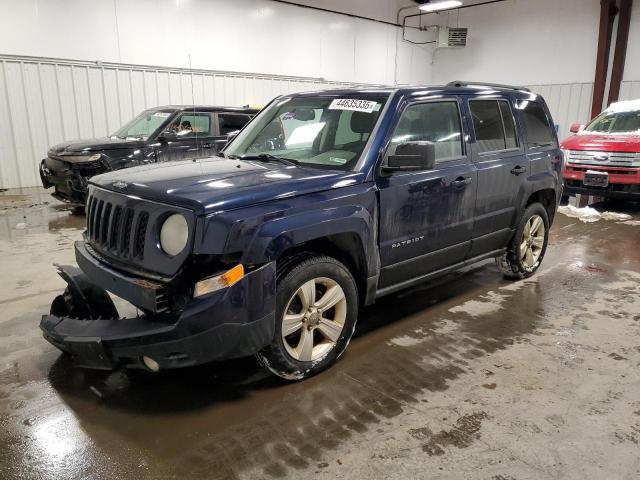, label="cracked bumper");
[40,260,277,370]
